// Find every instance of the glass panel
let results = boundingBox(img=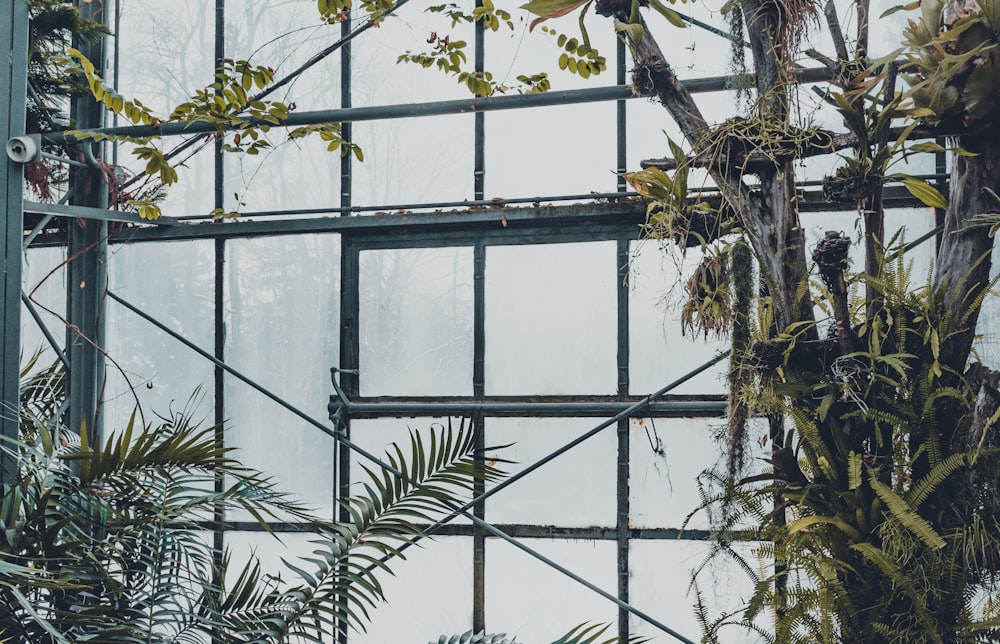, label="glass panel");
[21,246,67,368]
[628,540,770,643]
[485,417,616,528]
[976,236,1000,365]
[486,241,617,395]
[630,418,769,530]
[359,247,474,396]
[104,241,215,435]
[224,135,343,214]
[114,0,215,216]
[223,5,347,214]
[486,539,616,642]
[482,10,618,199]
[351,115,474,207]
[352,536,473,644]
[628,241,728,395]
[349,417,471,525]
[485,103,616,198]
[225,234,341,519]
